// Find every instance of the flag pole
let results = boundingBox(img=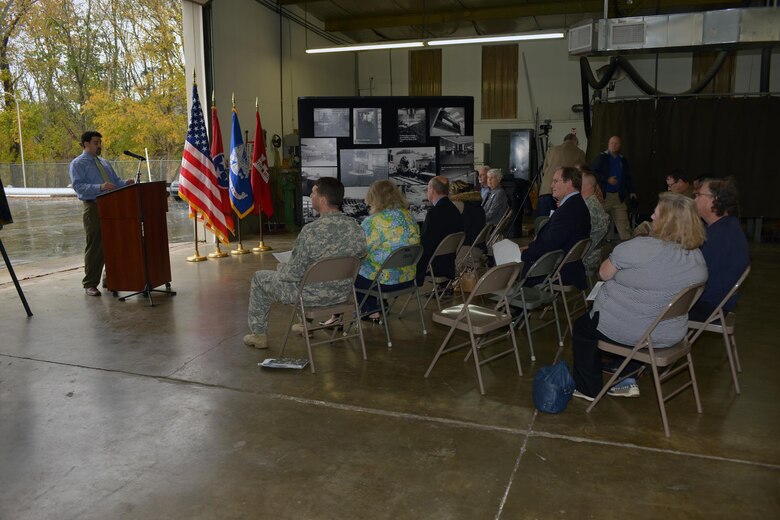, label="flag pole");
[230,93,250,256]
[253,98,272,253]
[187,211,207,262]
[231,212,250,255]
[208,234,229,258]
[252,216,272,252]
[207,91,229,259]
